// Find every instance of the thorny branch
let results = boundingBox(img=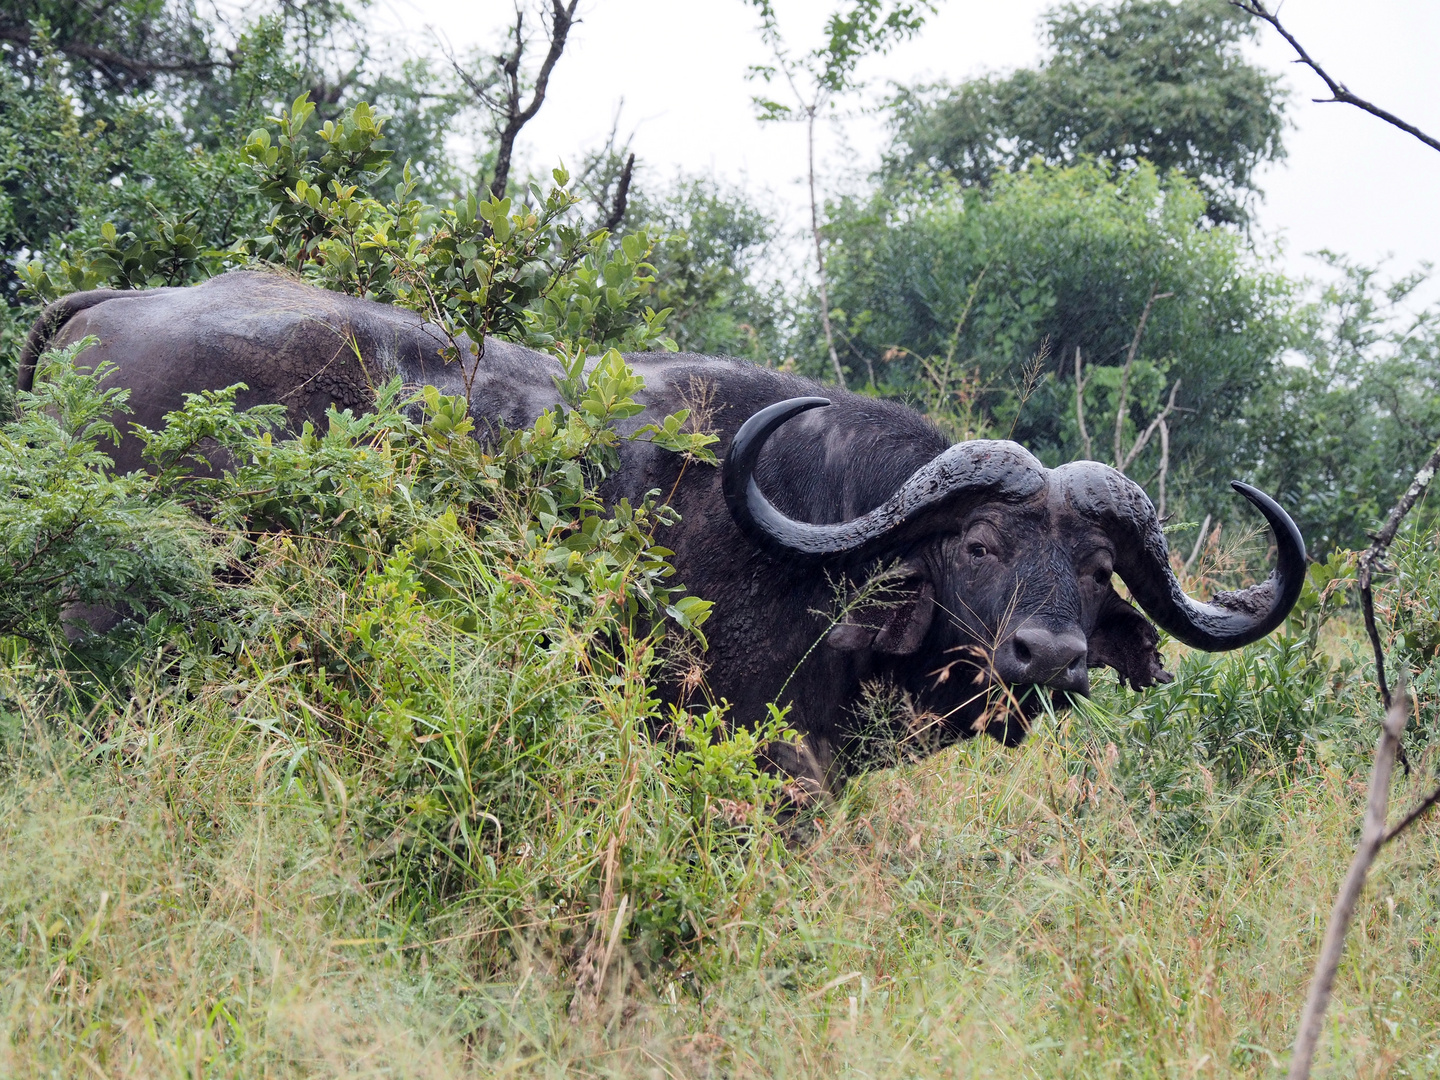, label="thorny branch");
[1231,1,1440,156]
